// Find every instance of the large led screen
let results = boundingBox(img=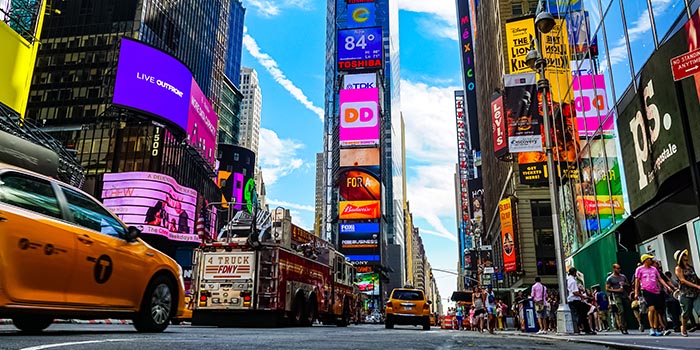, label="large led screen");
[338,166,380,201]
[339,88,379,146]
[339,200,380,220]
[102,172,199,242]
[339,222,380,259]
[355,272,380,295]
[113,38,218,168]
[113,38,192,132]
[340,148,379,167]
[337,27,383,71]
